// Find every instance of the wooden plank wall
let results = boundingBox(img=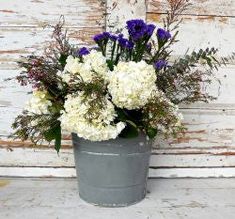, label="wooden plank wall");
[0,0,235,178]
[146,0,235,177]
